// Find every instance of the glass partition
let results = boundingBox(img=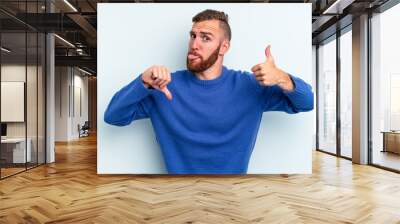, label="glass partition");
[1,31,28,178]
[0,1,46,179]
